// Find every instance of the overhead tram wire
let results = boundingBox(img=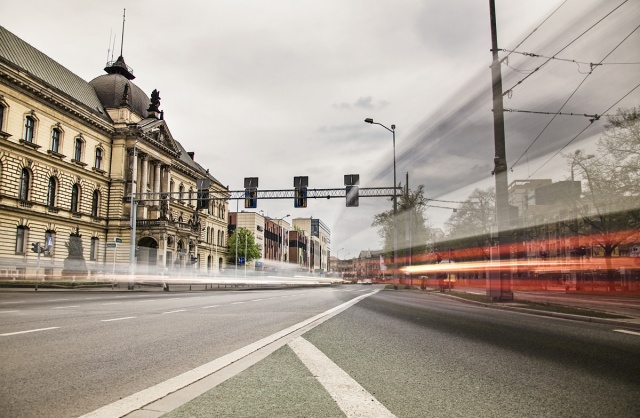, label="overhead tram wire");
[499,0,568,65]
[509,22,640,172]
[501,0,629,98]
[499,48,640,74]
[525,81,640,180]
